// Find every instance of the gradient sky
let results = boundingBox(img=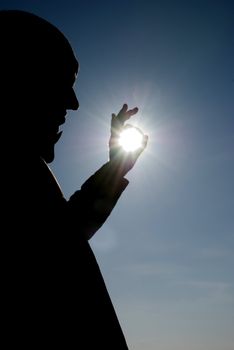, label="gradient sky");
[2,1,233,349]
